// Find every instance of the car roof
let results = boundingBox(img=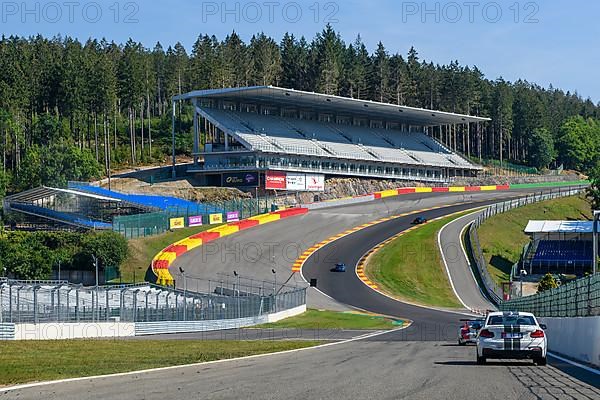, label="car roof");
[487,311,535,317]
